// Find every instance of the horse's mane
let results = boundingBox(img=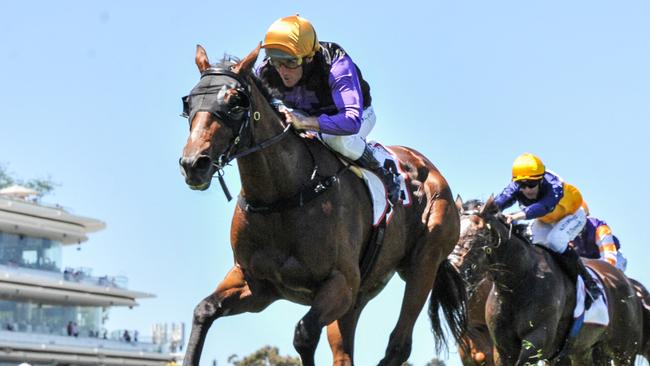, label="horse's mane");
[464,199,532,244]
[462,199,484,212]
[492,213,533,245]
[215,55,239,69]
